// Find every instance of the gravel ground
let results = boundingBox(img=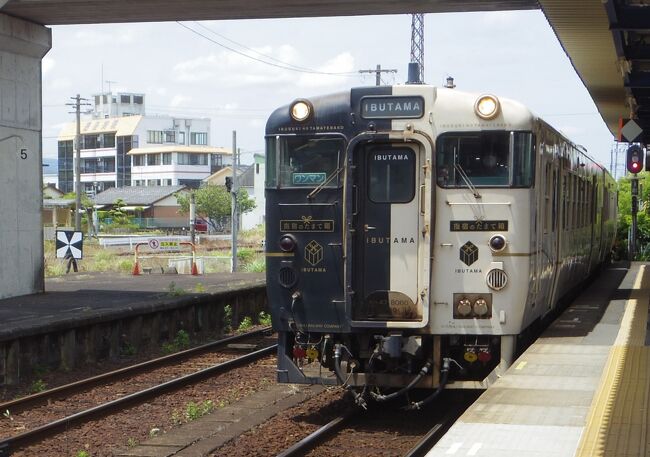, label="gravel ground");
[8,357,277,457]
[214,387,353,457]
